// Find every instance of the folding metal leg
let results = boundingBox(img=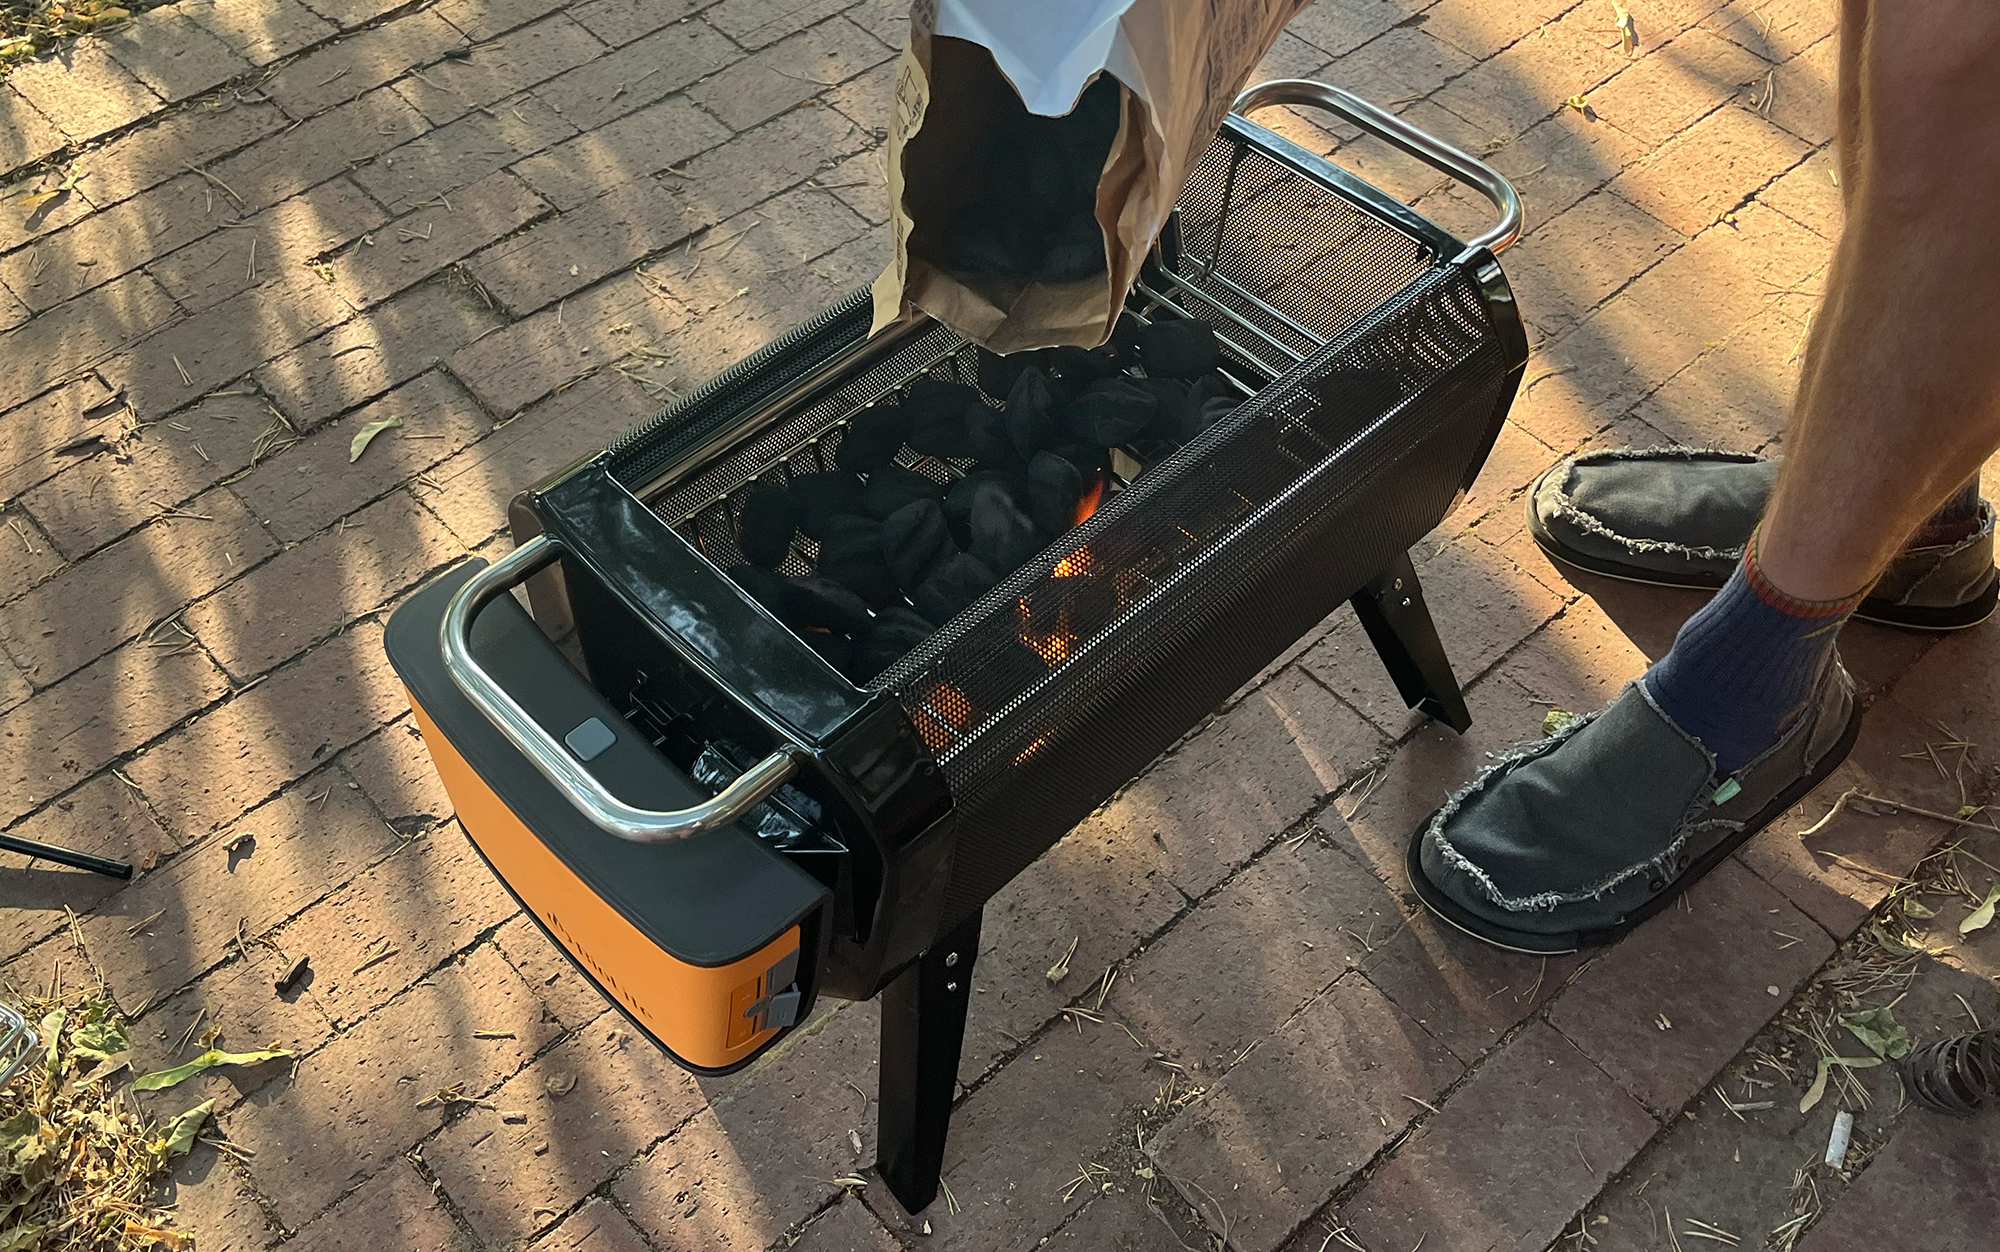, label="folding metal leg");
[1349,551,1472,734]
[876,907,982,1214]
